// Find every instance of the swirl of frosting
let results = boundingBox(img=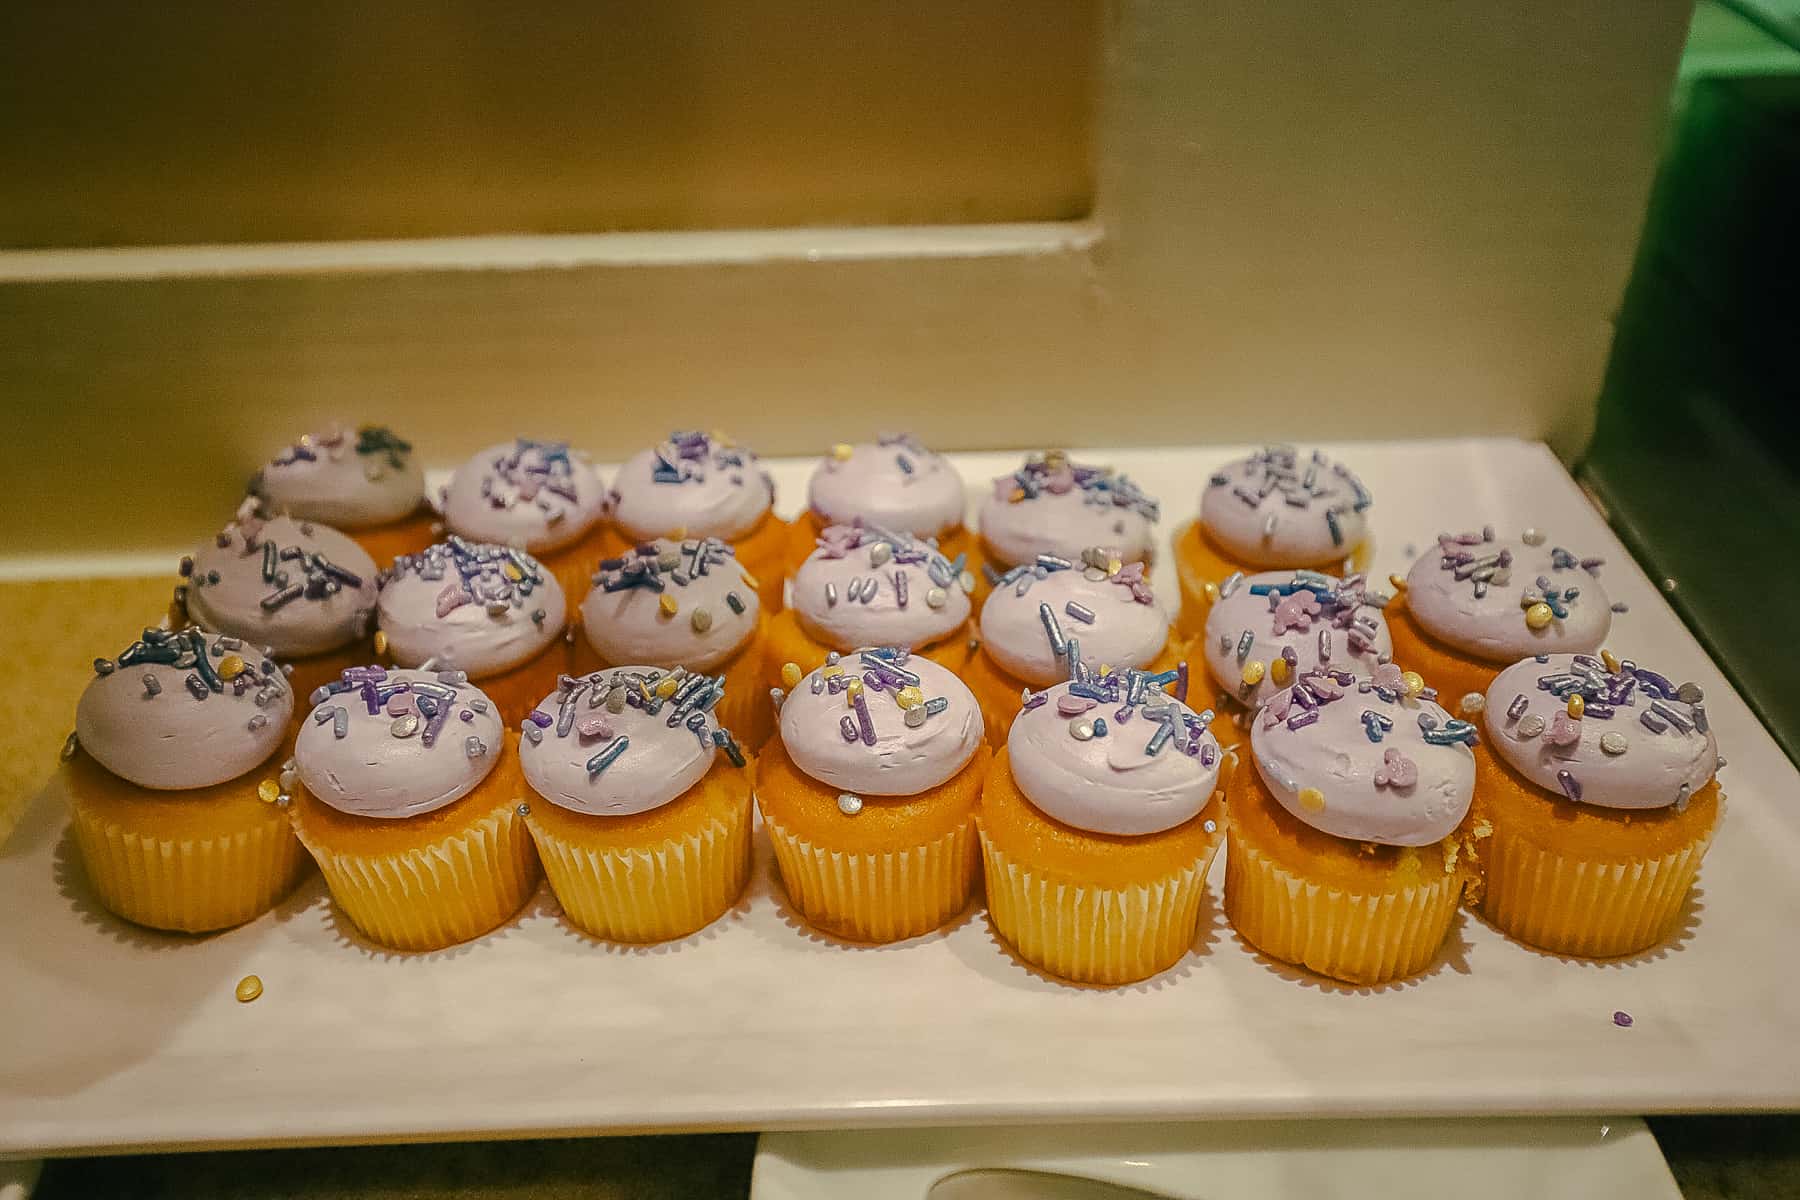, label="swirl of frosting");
[377,539,566,678]
[581,537,760,672]
[778,649,982,795]
[1251,667,1476,846]
[295,667,504,819]
[792,525,972,652]
[441,439,607,554]
[980,553,1169,687]
[183,507,378,658]
[1008,673,1221,836]
[1484,653,1718,811]
[75,628,293,790]
[978,453,1160,567]
[519,666,738,817]
[1201,570,1391,708]
[1404,528,1611,664]
[1200,446,1371,567]
[807,435,966,537]
[609,431,774,542]
[250,424,424,529]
